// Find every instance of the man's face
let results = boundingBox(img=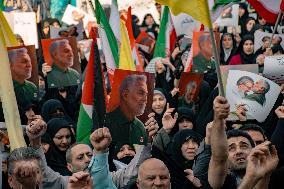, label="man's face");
[181,138,199,161]
[137,160,170,189]
[8,160,42,189]
[124,80,148,116]
[10,52,32,80]
[246,130,265,146]
[54,43,74,68]
[228,136,252,172]
[238,80,253,93]
[252,80,266,93]
[68,144,93,172]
